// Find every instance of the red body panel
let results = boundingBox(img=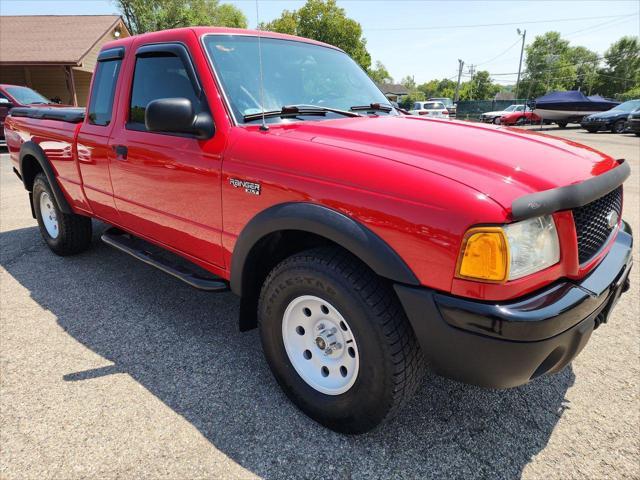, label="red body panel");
[3,27,625,302]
